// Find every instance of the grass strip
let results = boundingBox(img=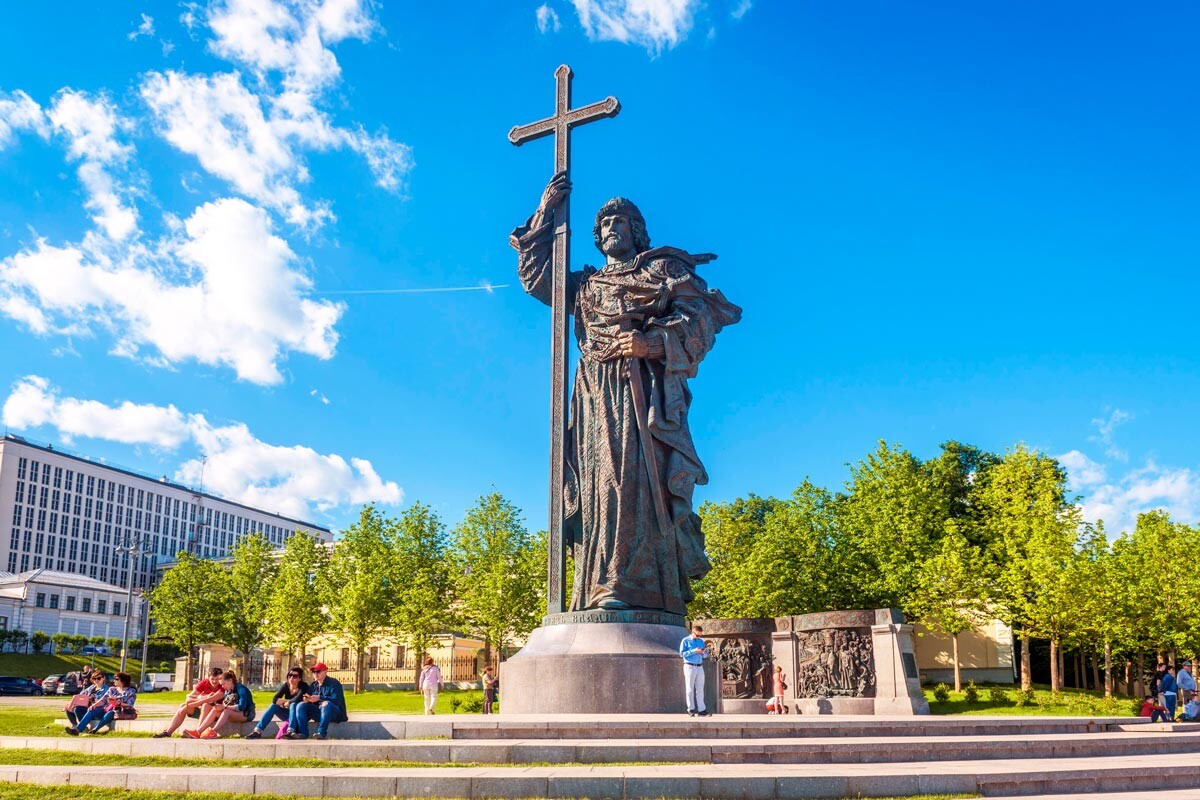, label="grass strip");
[0,748,695,769]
